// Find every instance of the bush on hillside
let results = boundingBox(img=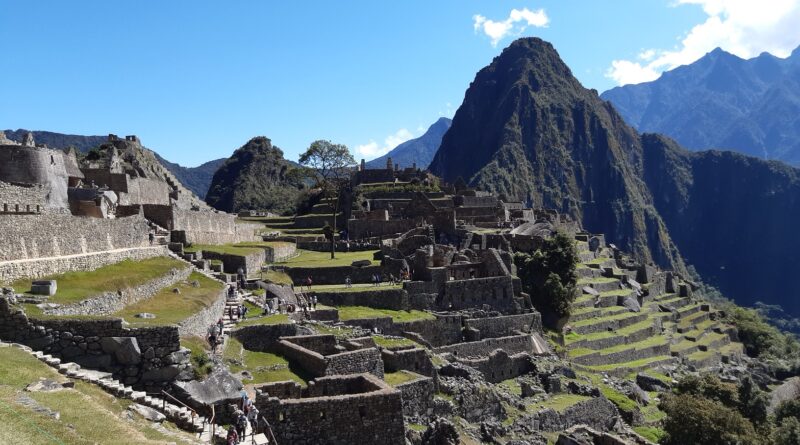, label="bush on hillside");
[513,232,578,320]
